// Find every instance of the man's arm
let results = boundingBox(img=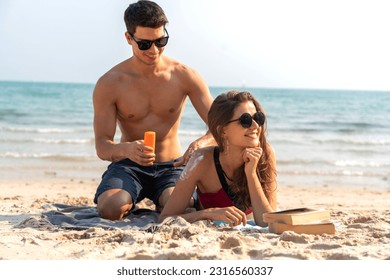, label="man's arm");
[93,77,121,162]
[93,76,155,165]
[174,67,216,166]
